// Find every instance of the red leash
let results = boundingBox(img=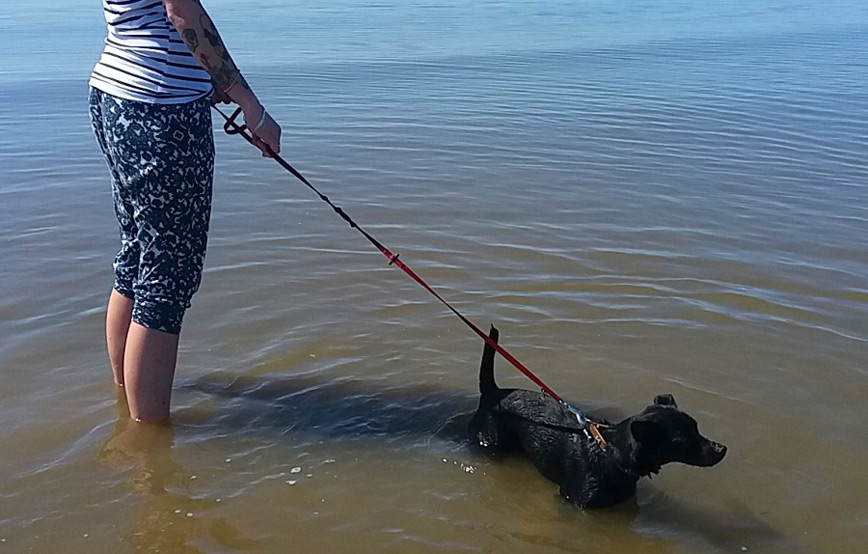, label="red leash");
[214,106,565,403]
